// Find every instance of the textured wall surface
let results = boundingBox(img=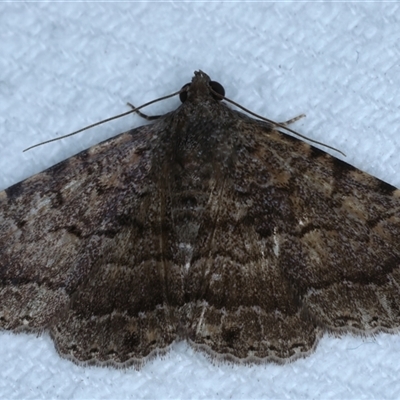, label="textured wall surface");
[1,3,400,399]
